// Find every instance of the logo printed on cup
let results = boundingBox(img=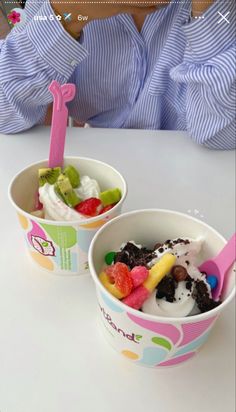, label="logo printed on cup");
[100,306,142,344]
[31,235,55,256]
